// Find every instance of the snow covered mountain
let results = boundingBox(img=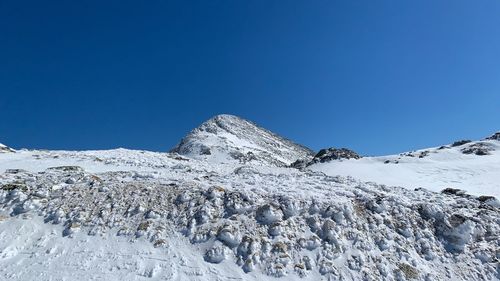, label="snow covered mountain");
[308,133,500,198]
[0,119,499,281]
[0,143,15,153]
[170,114,315,167]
